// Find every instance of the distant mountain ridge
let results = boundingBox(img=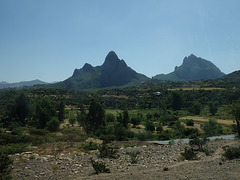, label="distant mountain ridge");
[154,54,225,81]
[220,70,240,81]
[53,51,149,90]
[0,79,48,89]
